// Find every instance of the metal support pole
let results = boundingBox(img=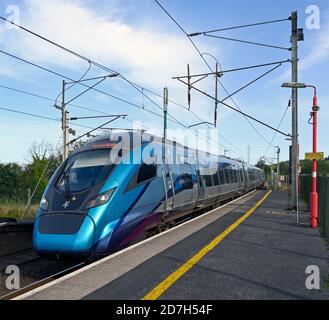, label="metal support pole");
[214,63,218,127]
[163,87,168,142]
[61,80,68,161]
[187,65,191,109]
[290,11,298,209]
[276,146,280,191]
[310,86,319,229]
[247,145,250,165]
